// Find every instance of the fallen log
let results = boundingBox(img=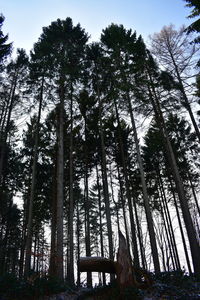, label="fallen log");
[79,231,153,292]
[79,256,117,274]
